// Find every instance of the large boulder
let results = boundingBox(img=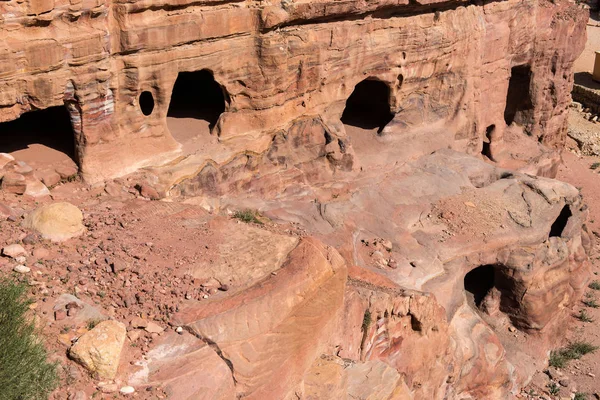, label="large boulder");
[69,320,126,379]
[24,202,85,242]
